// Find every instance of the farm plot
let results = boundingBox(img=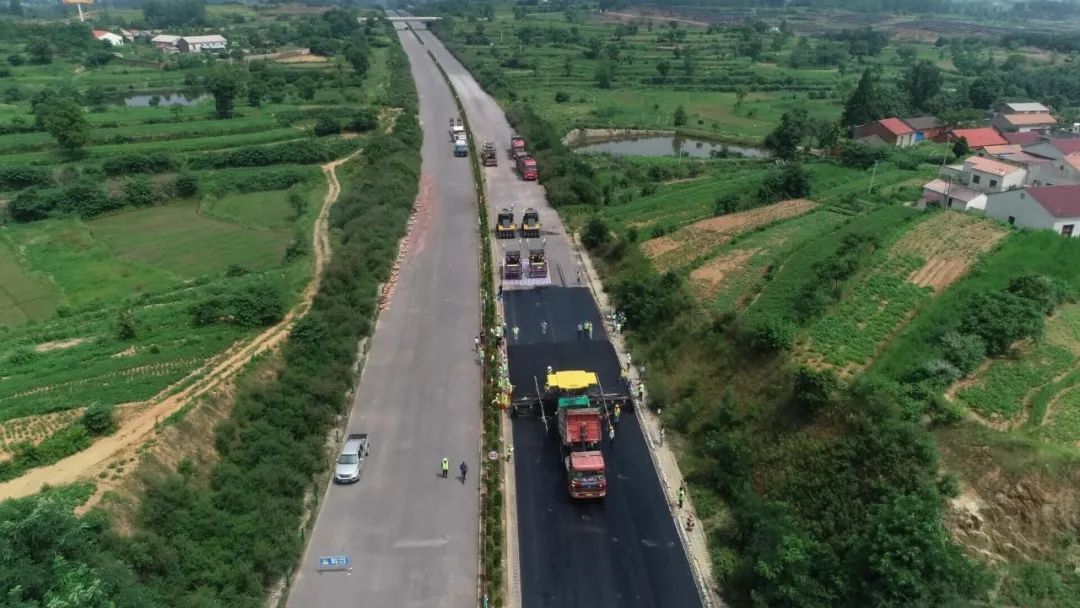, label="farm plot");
[0,280,261,423]
[644,199,816,272]
[89,201,293,278]
[801,211,1007,373]
[0,239,63,325]
[1039,387,1080,445]
[688,209,847,311]
[0,409,83,460]
[957,304,1080,424]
